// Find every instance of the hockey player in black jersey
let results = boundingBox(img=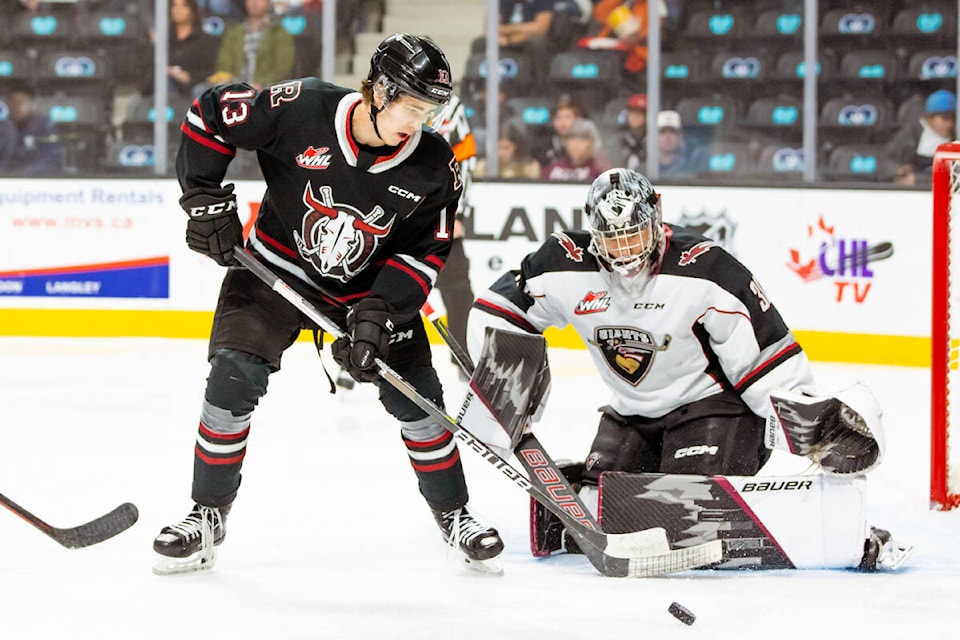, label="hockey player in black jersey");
[468,168,910,571]
[152,33,503,575]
